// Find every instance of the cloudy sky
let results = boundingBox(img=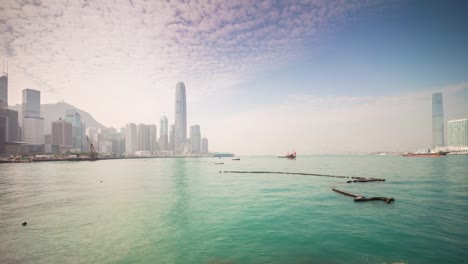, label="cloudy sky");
[1,0,467,154]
